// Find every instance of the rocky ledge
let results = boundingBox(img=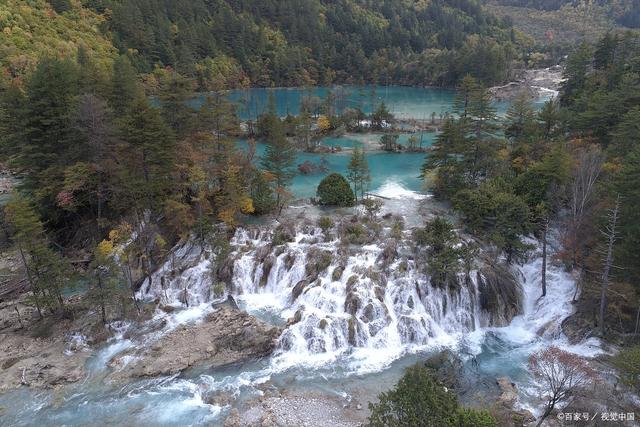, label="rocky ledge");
[490,66,563,101]
[0,299,93,392]
[109,306,281,379]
